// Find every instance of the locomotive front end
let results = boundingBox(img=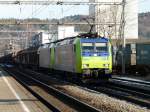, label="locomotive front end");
[80,38,112,79]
